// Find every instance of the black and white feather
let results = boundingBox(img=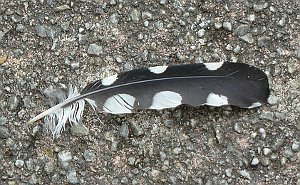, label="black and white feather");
[28,62,270,137]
